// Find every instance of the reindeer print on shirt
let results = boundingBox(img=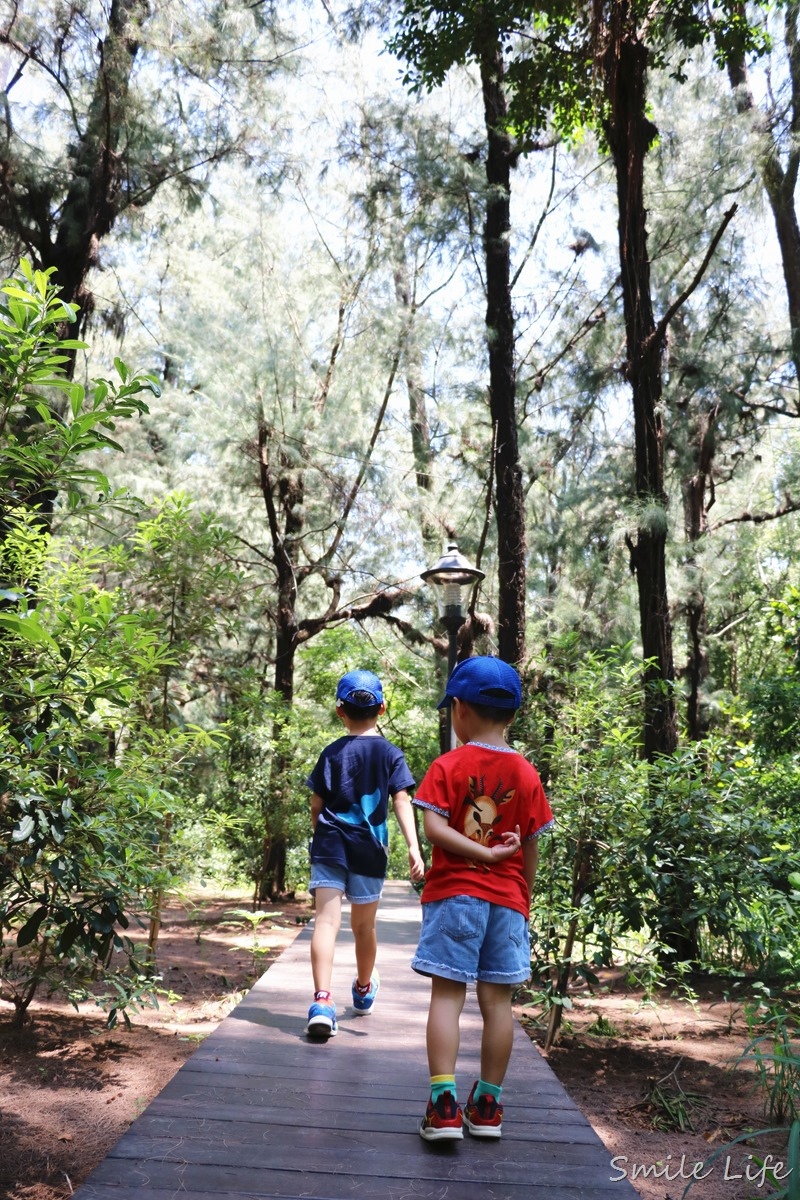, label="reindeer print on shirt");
[459,775,515,857]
